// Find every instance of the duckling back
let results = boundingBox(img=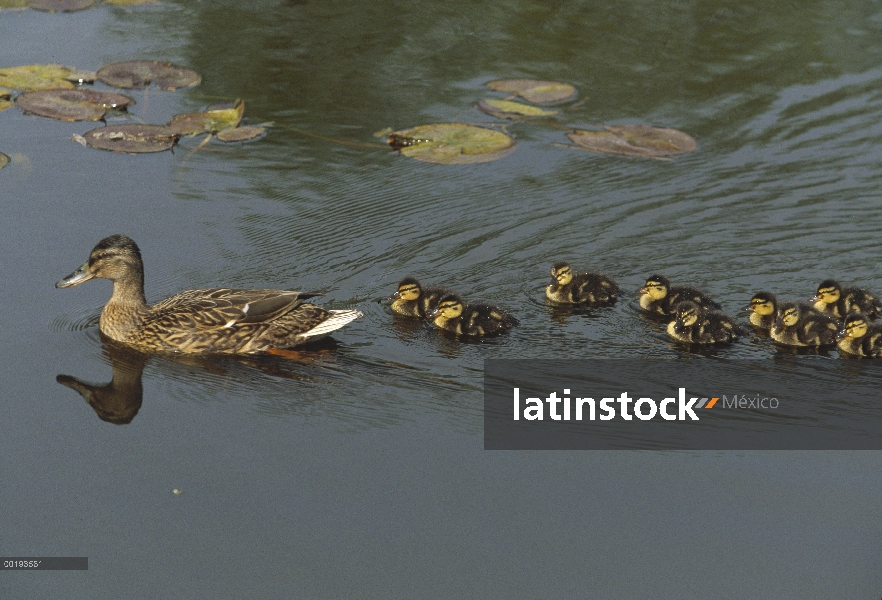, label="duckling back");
[771,302,838,347]
[666,301,741,344]
[547,271,620,306]
[460,302,519,337]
